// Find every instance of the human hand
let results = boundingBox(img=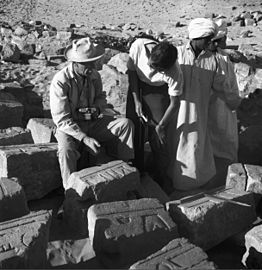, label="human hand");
[82,136,101,155]
[155,124,166,144]
[135,100,143,118]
